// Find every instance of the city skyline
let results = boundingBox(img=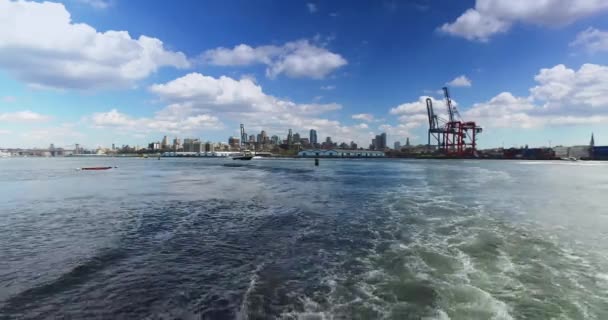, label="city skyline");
[1,1,608,149]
